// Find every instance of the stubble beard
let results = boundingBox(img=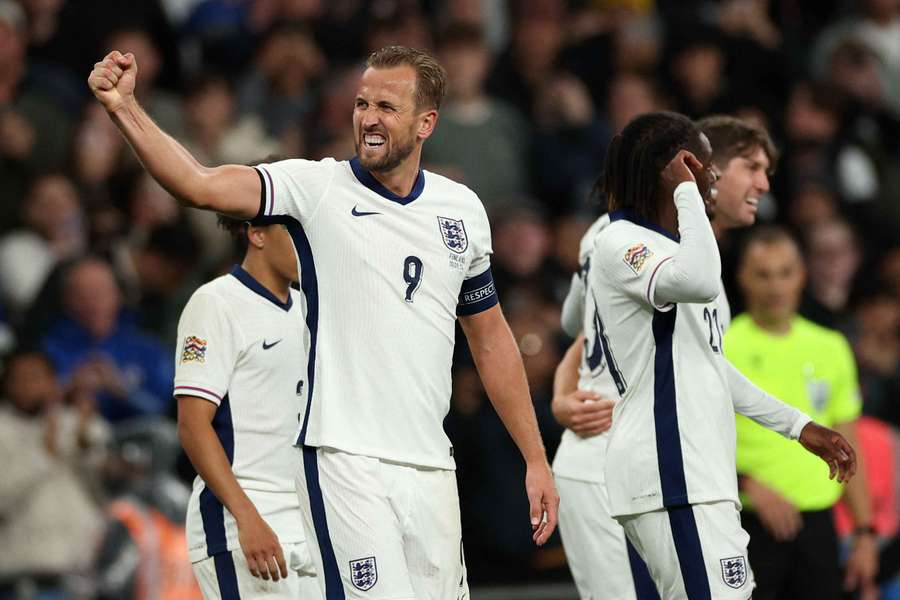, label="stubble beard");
[356,131,417,173]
